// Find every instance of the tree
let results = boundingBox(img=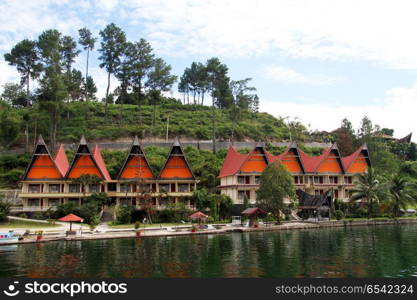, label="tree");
[349,168,385,218]
[206,57,233,152]
[78,27,97,101]
[388,175,415,218]
[4,39,42,106]
[146,58,177,128]
[67,69,83,101]
[230,78,258,140]
[256,161,296,223]
[84,76,97,100]
[0,108,21,149]
[36,29,68,149]
[128,38,155,122]
[98,23,126,115]
[0,83,27,107]
[114,41,134,121]
[0,196,11,222]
